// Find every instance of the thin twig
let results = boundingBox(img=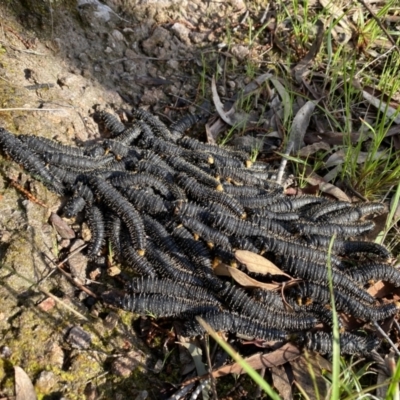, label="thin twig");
[0,108,65,112]
[276,141,293,185]
[373,321,400,356]
[40,288,89,321]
